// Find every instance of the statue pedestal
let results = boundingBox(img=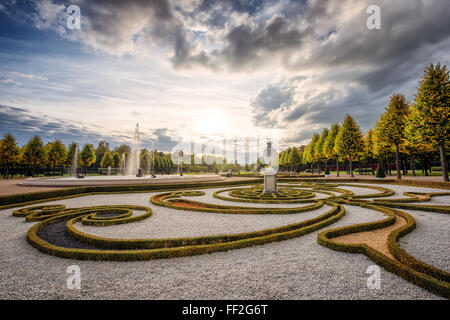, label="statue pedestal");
[264,167,277,193]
